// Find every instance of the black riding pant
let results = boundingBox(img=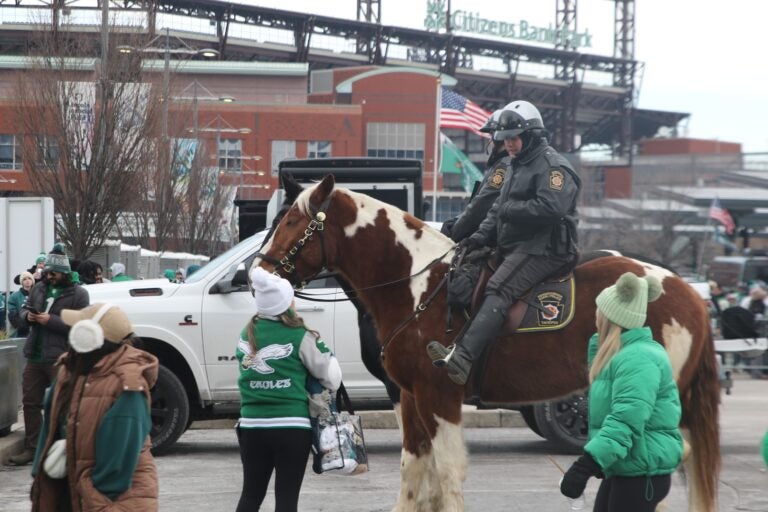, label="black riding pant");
[593,474,672,512]
[486,251,576,305]
[236,426,312,512]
